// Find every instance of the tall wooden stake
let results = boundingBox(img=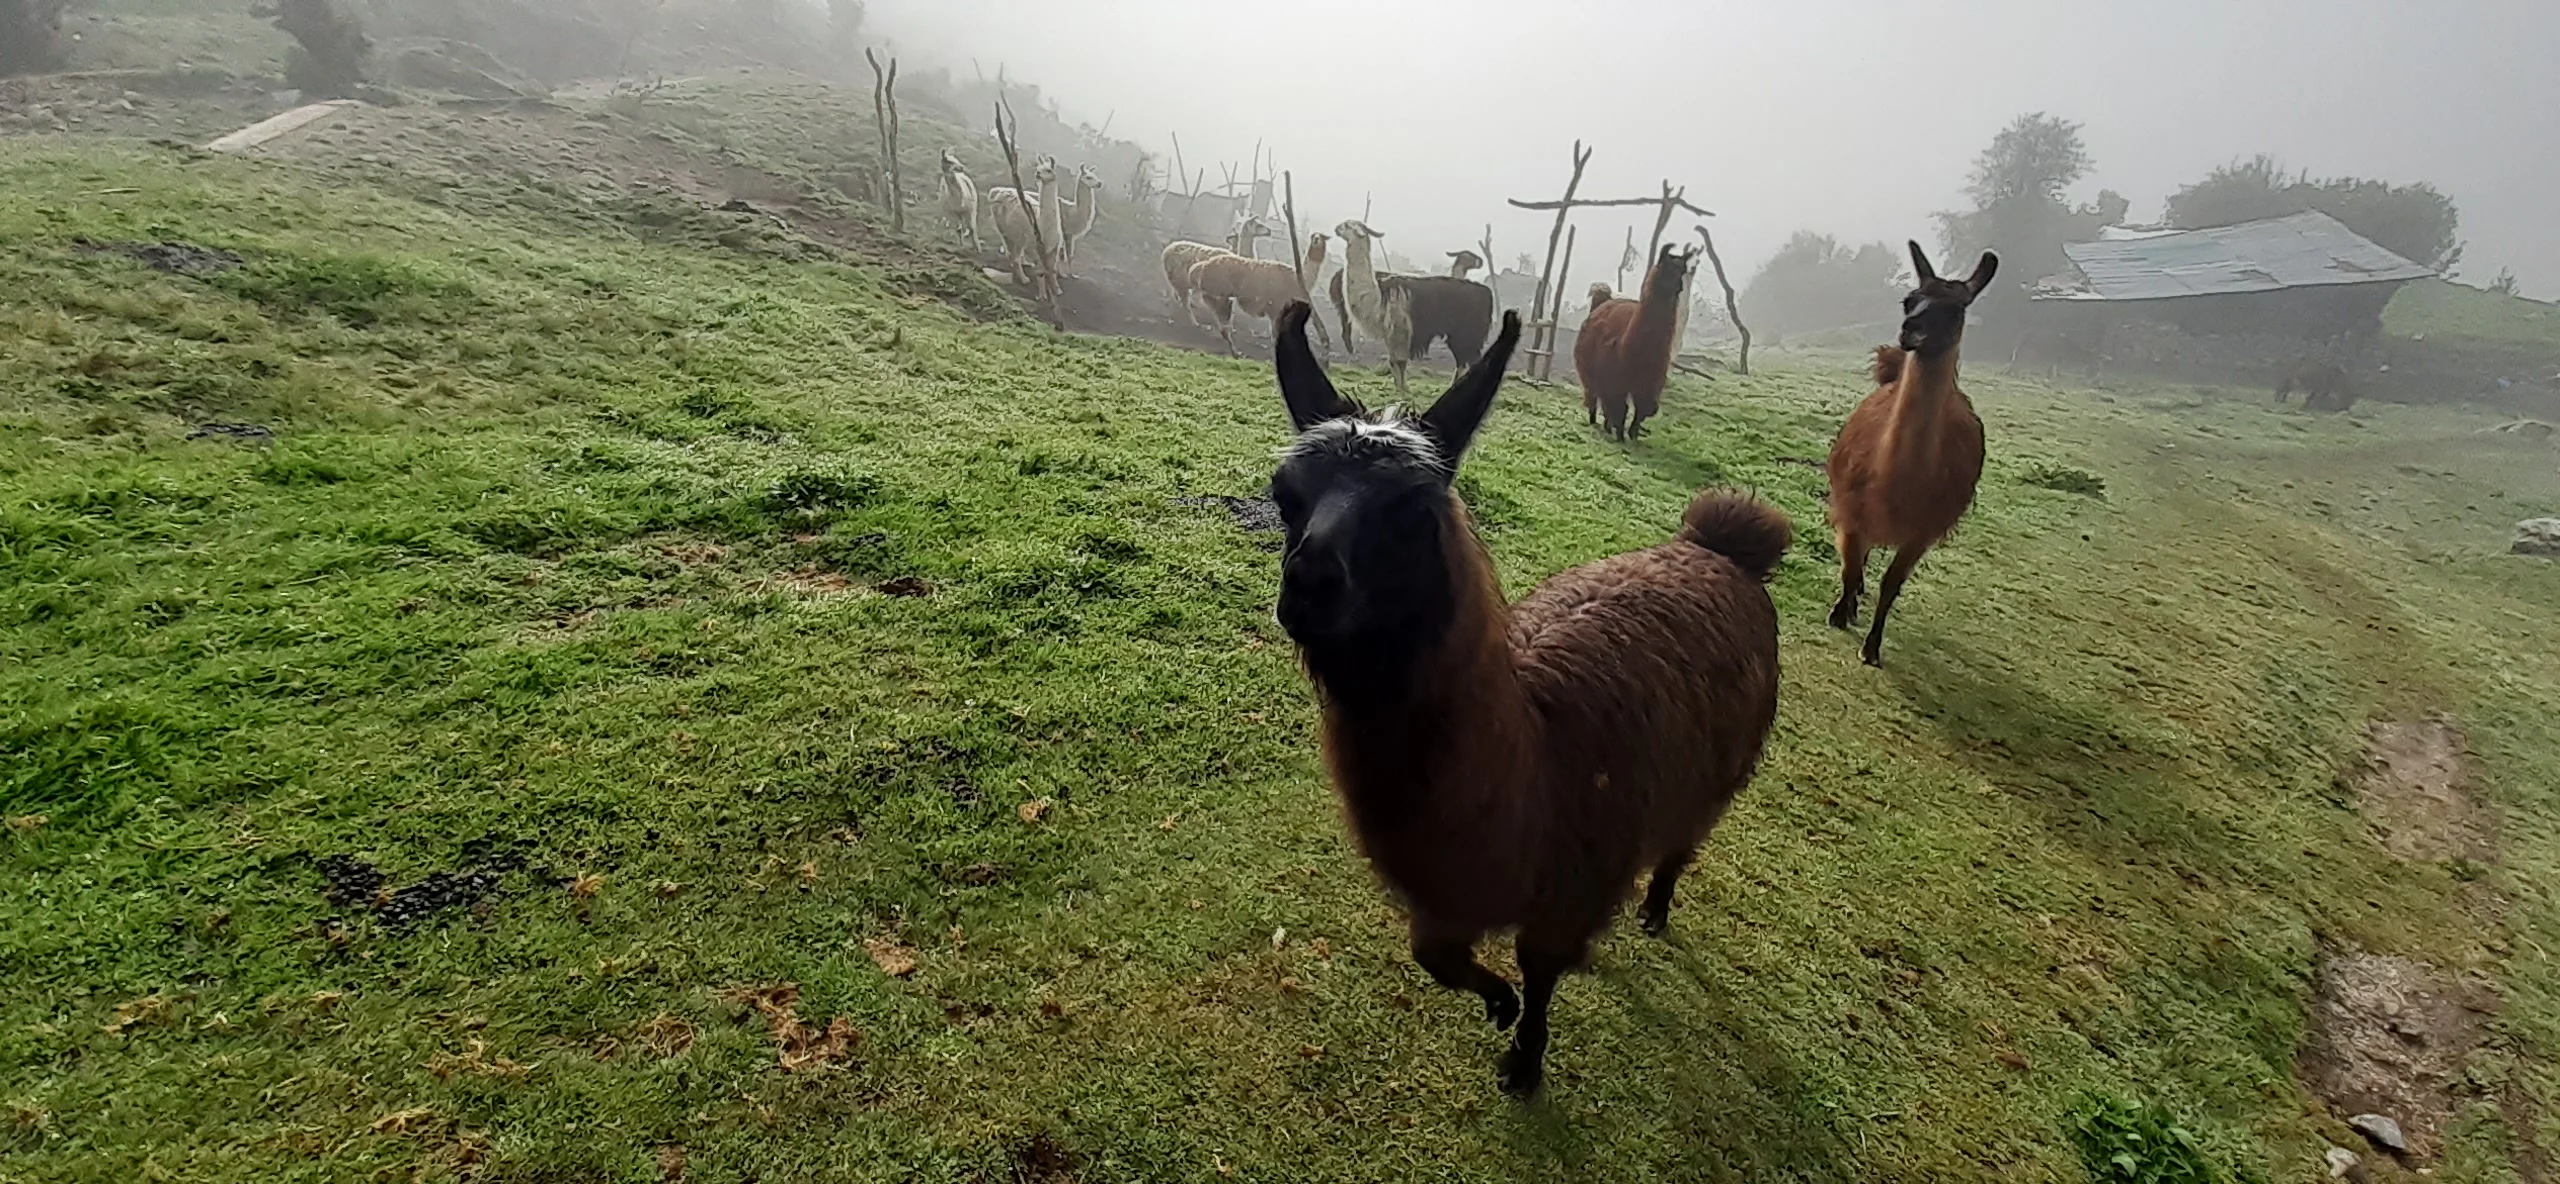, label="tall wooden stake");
[1281,170,1330,354]
[866,48,903,232]
[1695,225,1749,376]
[1529,140,1593,377]
[1549,224,1578,379]
[995,98,1058,321]
[1645,180,1685,263]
